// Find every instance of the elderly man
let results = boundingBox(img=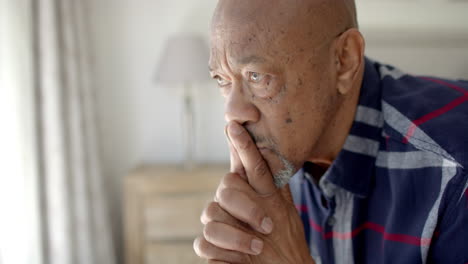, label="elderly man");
[193,0,468,263]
